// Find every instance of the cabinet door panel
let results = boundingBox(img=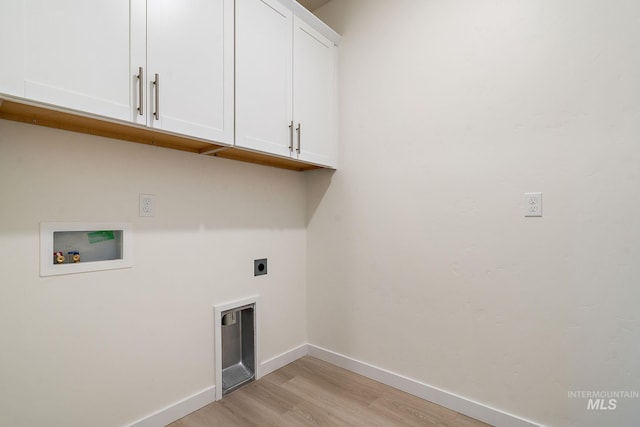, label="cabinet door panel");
[147,0,233,144]
[236,0,293,157]
[0,3,24,97]
[23,0,136,121]
[293,16,336,167]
